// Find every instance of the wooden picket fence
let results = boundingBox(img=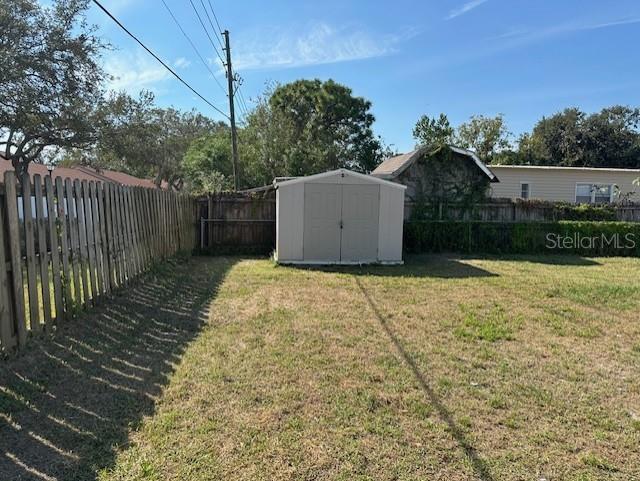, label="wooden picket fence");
[0,171,198,354]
